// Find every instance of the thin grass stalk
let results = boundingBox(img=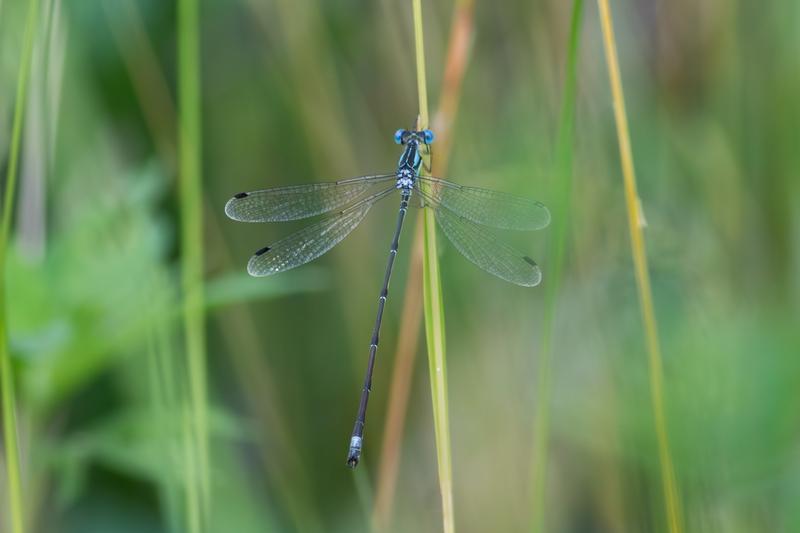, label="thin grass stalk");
[105,11,215,527]
[146,329,181,533]
[530,2,584,531]
[0,1,41,532]
[412,1,455,532]
[142,275,185,533]
[177,0,210,525]
[212,289,323,533]
[182,407,203,533]
[16,0,53,263]
[373,3,473,529]
[595,1,683,531]
[104,0,177,169]
[106,21,207,527]
[430,0,474,169]
[105,24,186,529]
[106,21,310,529]
[246,0,357,173]
[200,99,321,532]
